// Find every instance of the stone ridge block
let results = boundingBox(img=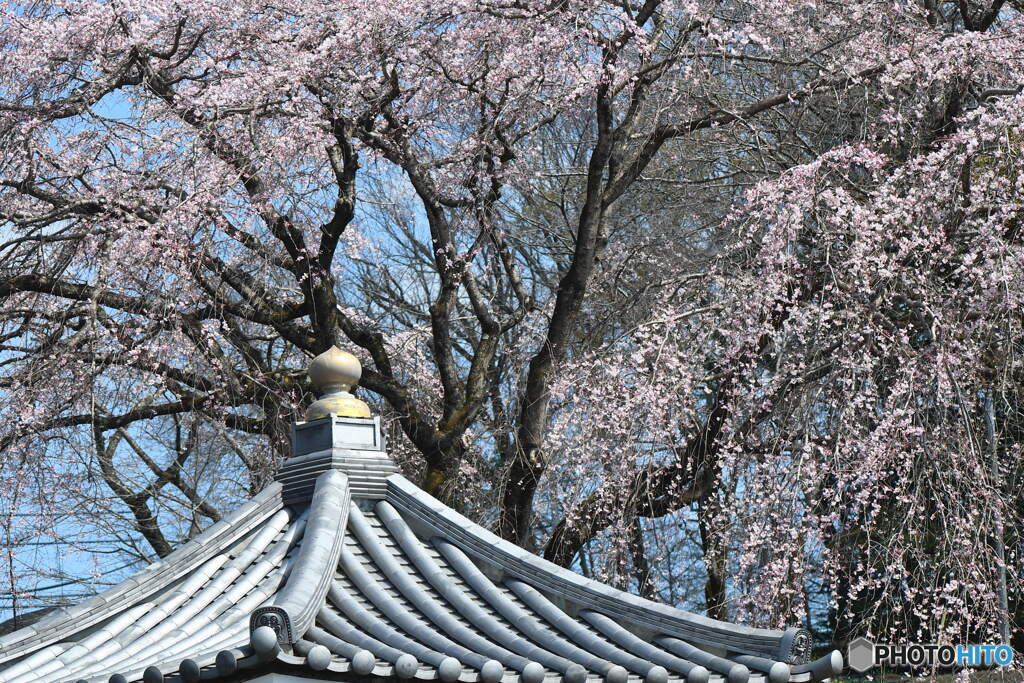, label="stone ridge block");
[292,416,384,457]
